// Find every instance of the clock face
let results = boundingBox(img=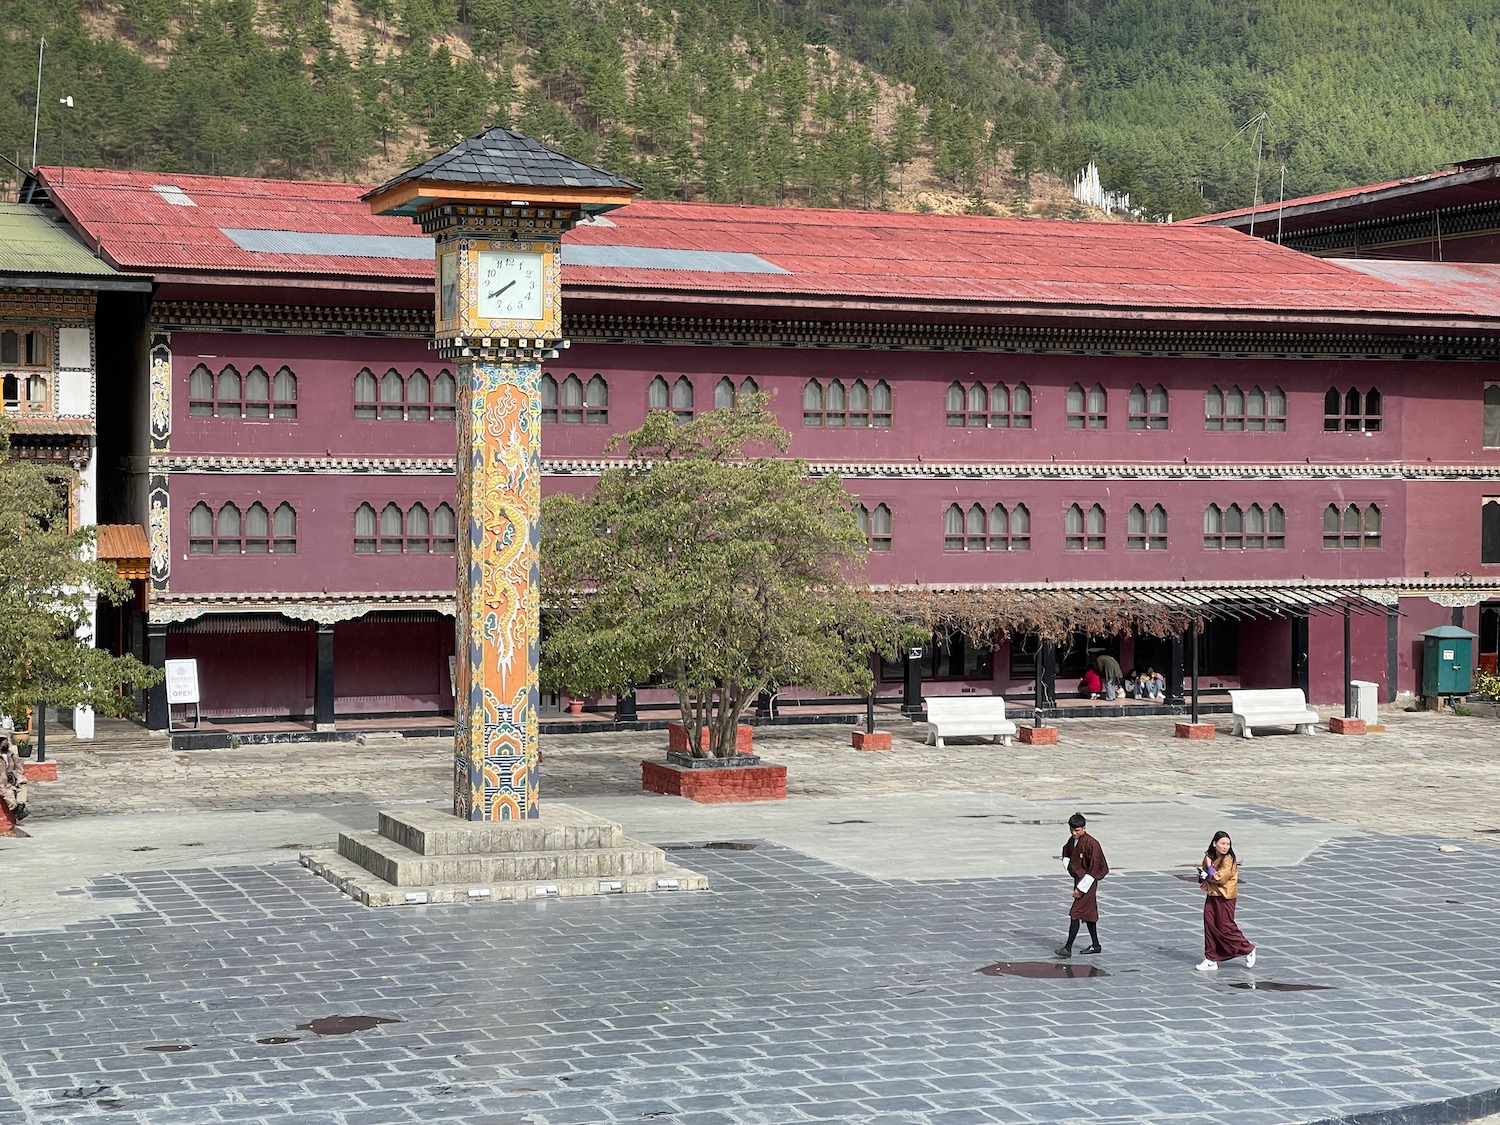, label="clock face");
[477,250,545,321]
